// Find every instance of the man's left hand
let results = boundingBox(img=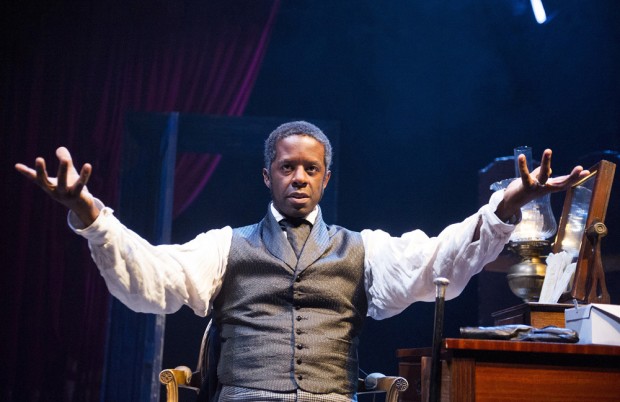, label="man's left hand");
[495,149,590,223]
